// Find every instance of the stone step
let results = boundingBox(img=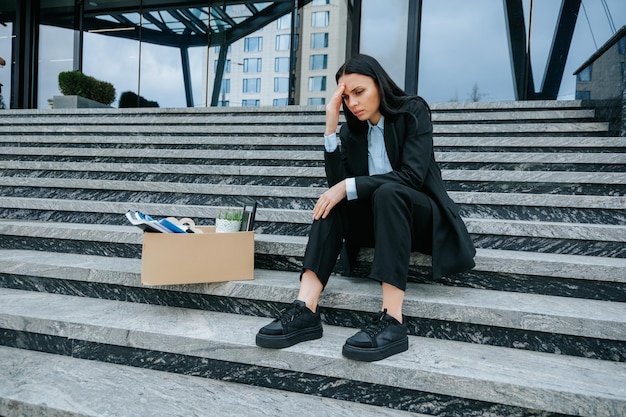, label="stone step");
[3,217,622,250]
[2,160,623,184]
[0,288,623,416]
[0,346,421,417]
[0,108,597,125]
[2,146,623,166]
[0,178,623,224]
[0,250,624,346]
[2,216,624,259]
[1,135,624,151]
[0,100,589,117]
[0,121,609,135]
[1,161,623,195]
[0,189,623,227]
